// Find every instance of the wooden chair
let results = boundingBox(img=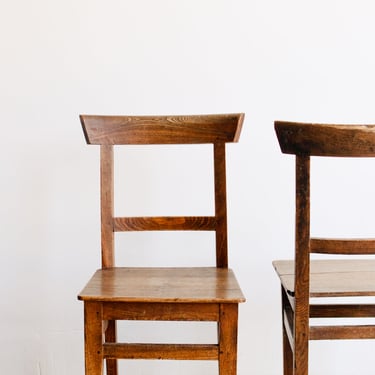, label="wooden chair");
[78,114,246,375]
[273,121,375,375]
